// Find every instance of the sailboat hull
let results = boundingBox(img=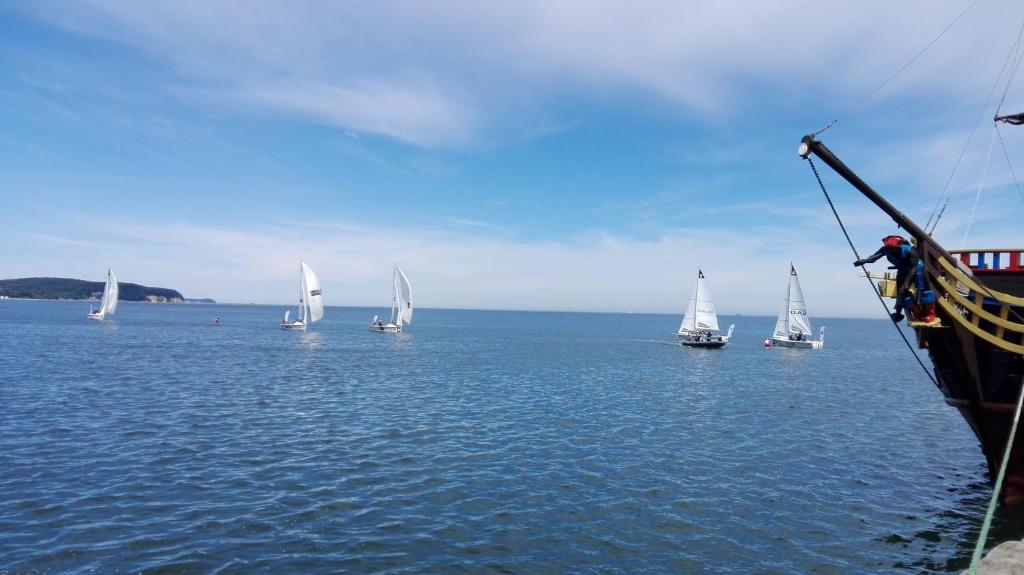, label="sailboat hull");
[368,323,401,333]
[677,332,729,348]
[280,320,306,331]
[87,312,105,320]
[770,337,823,350]
[679,338,727,349]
